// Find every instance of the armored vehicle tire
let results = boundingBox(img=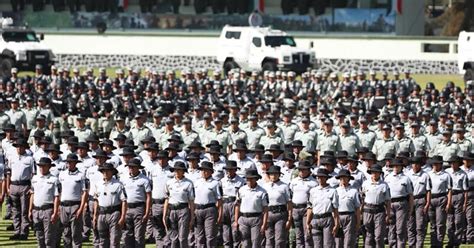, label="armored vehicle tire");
[223,60,238,75]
